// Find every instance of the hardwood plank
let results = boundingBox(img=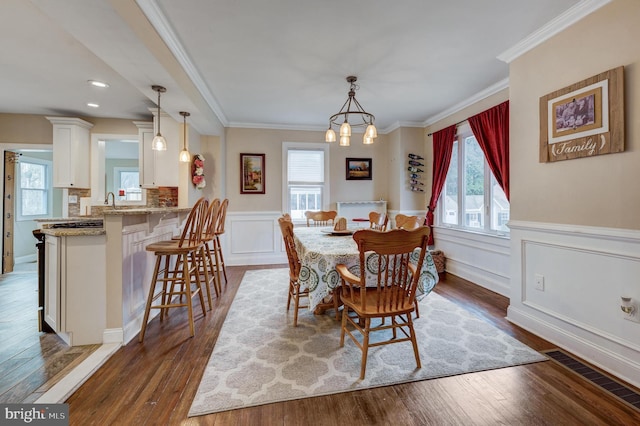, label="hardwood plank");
[0,270,99,402]
[25,265,640,424]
